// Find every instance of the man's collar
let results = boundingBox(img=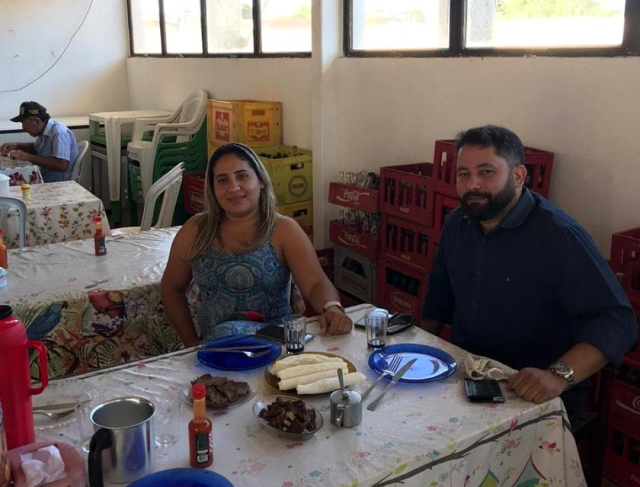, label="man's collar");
[498,187,535,229]
[41,119,54,137]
